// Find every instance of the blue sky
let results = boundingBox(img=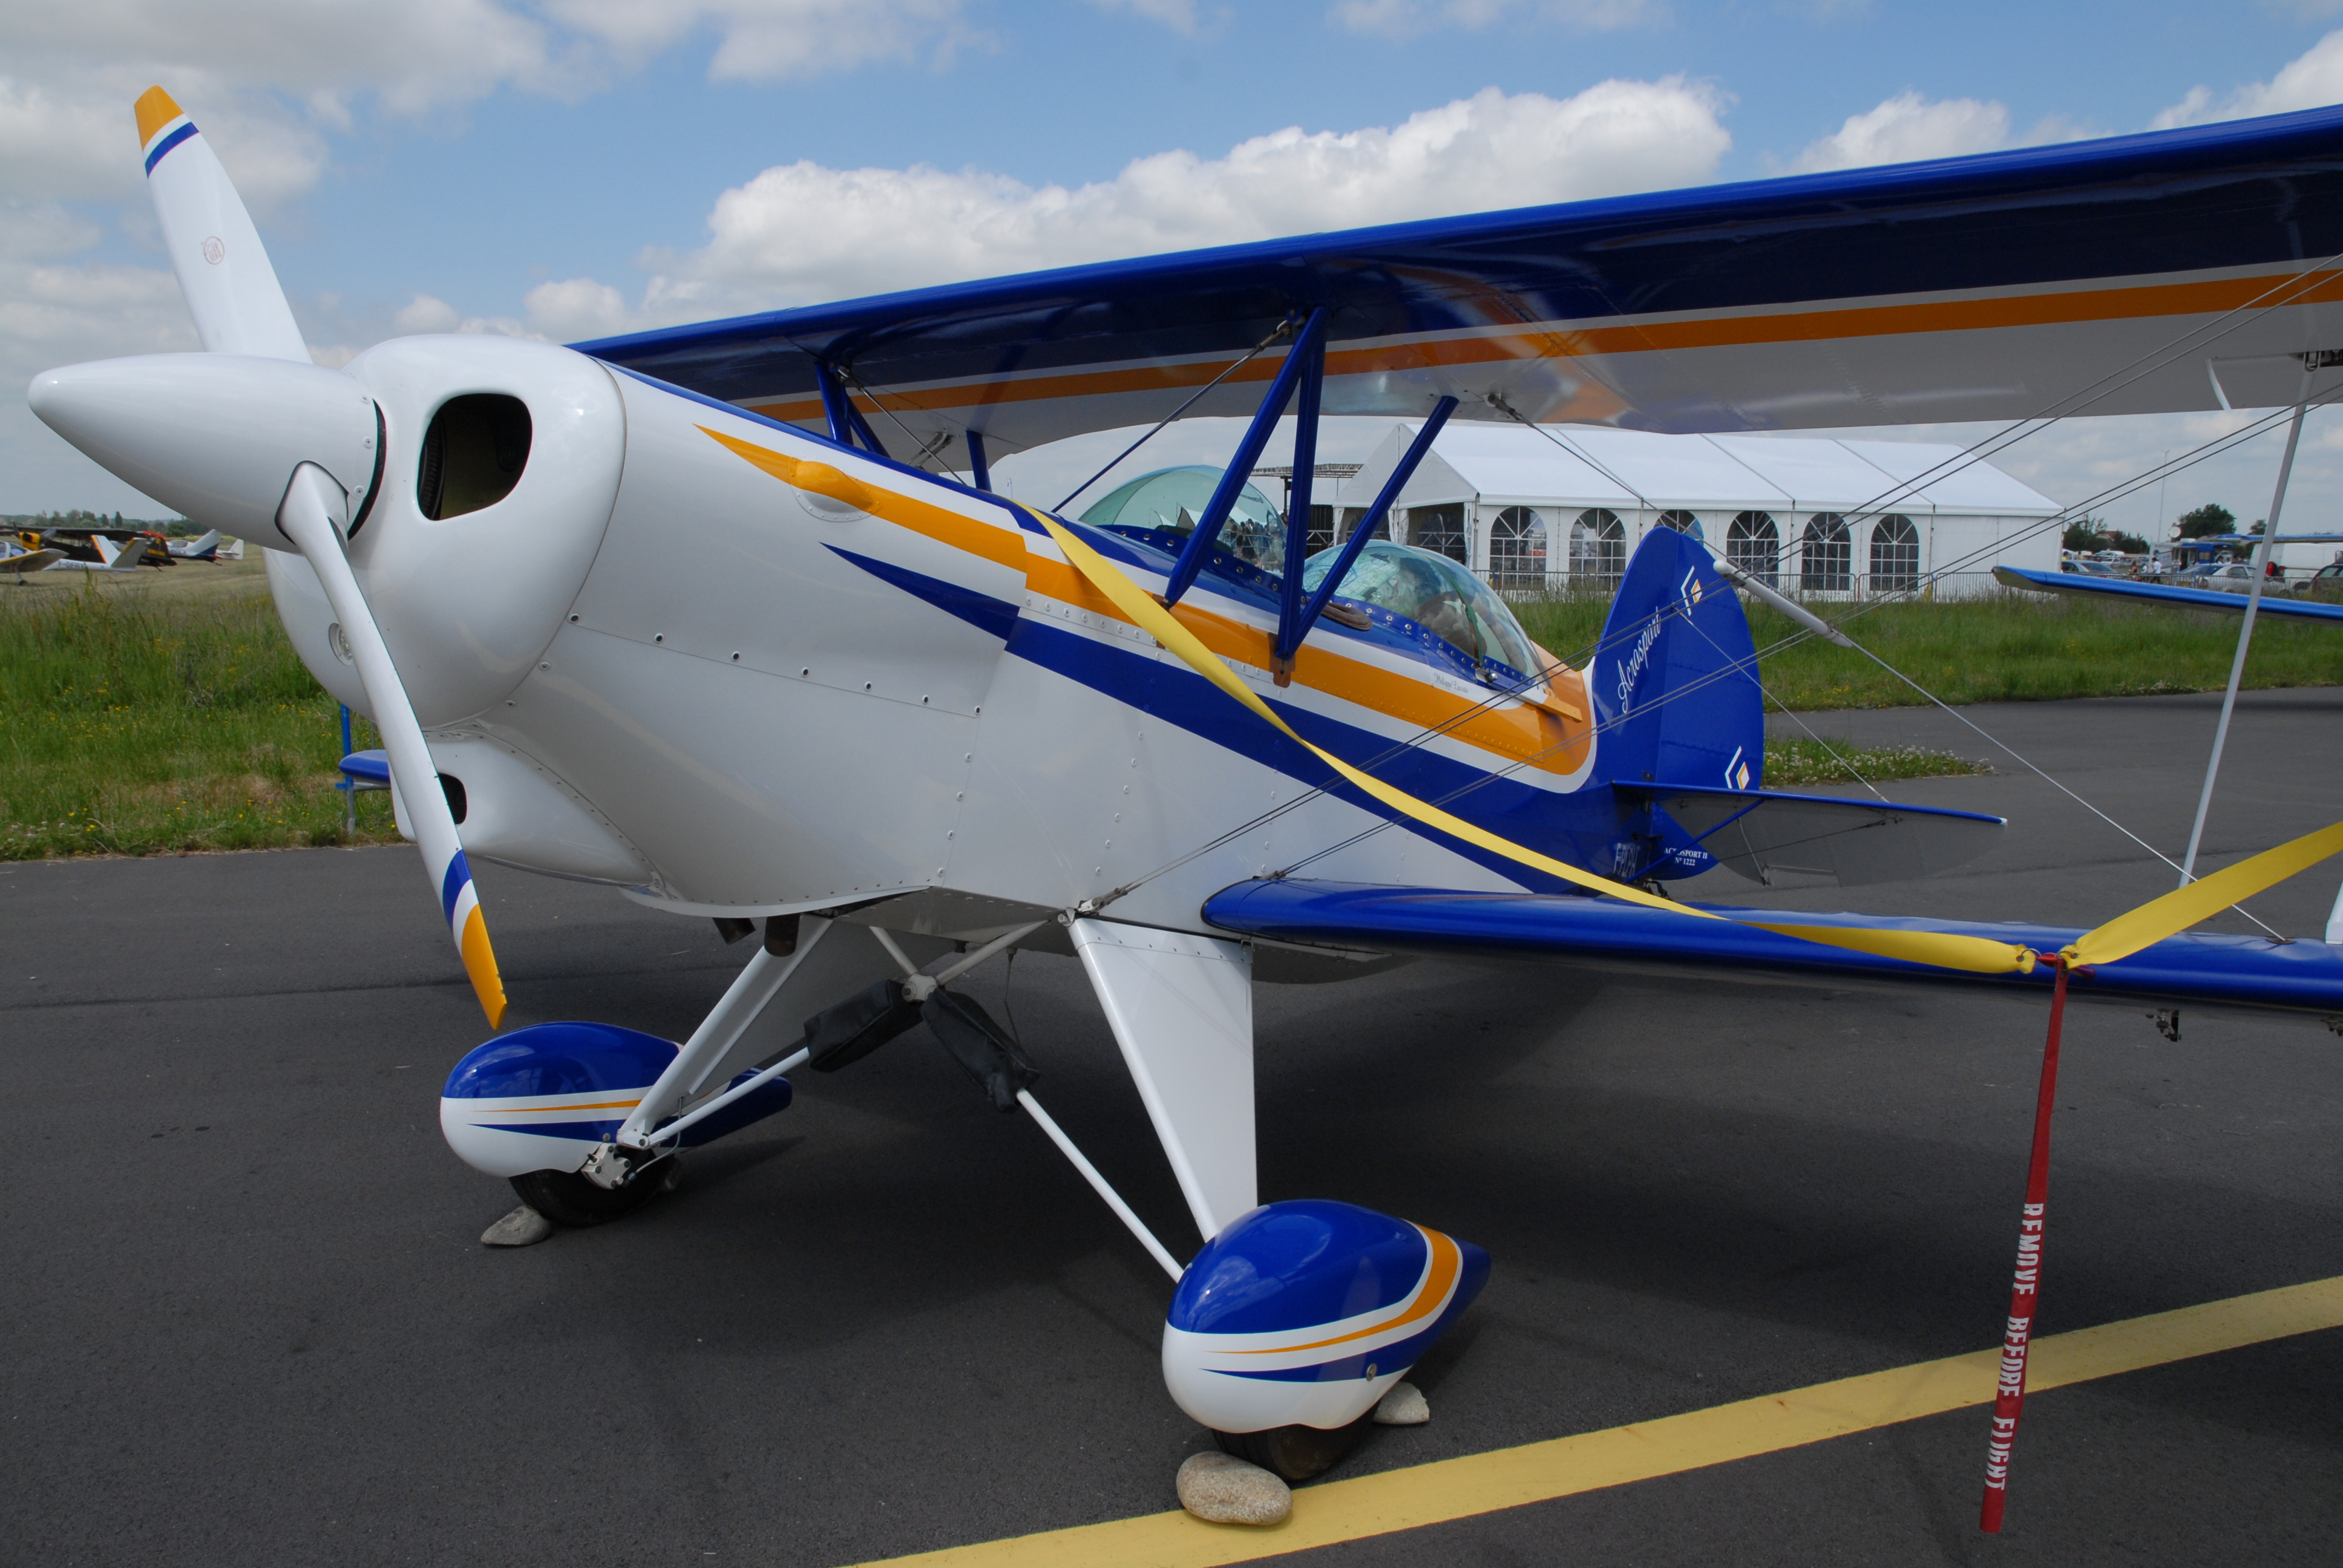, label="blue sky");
[11,1,2343,543]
